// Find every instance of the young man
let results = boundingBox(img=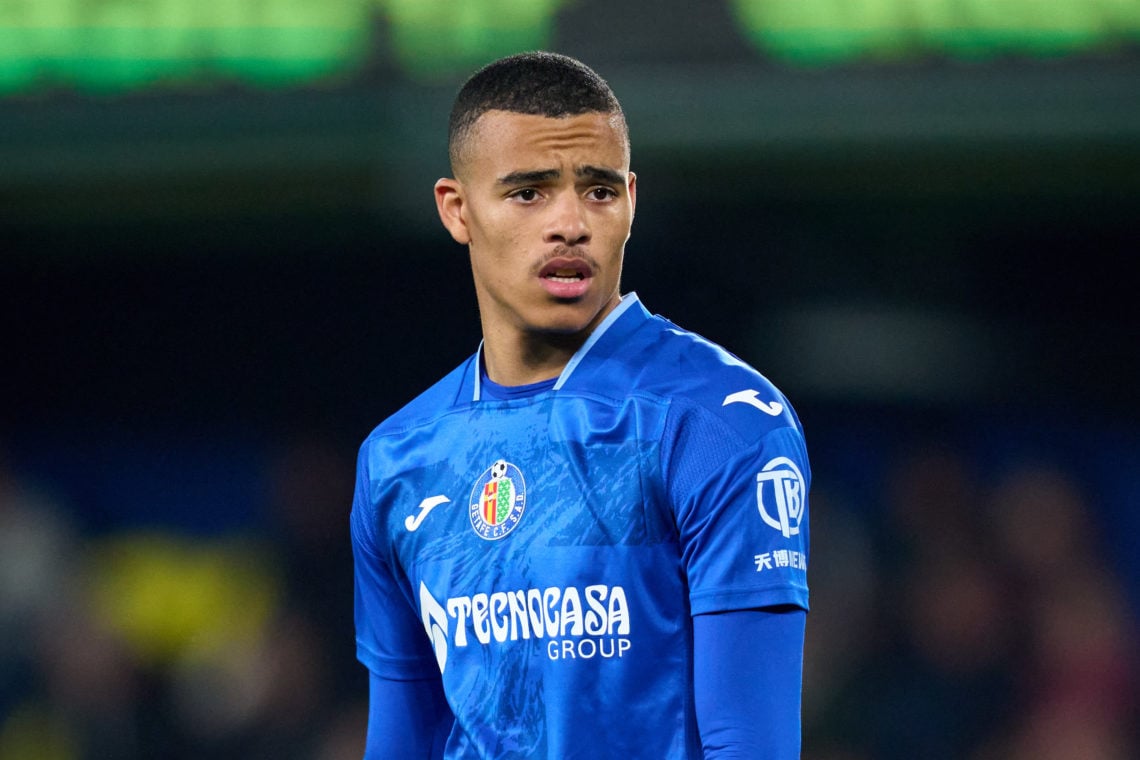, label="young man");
[352,52,810,758]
